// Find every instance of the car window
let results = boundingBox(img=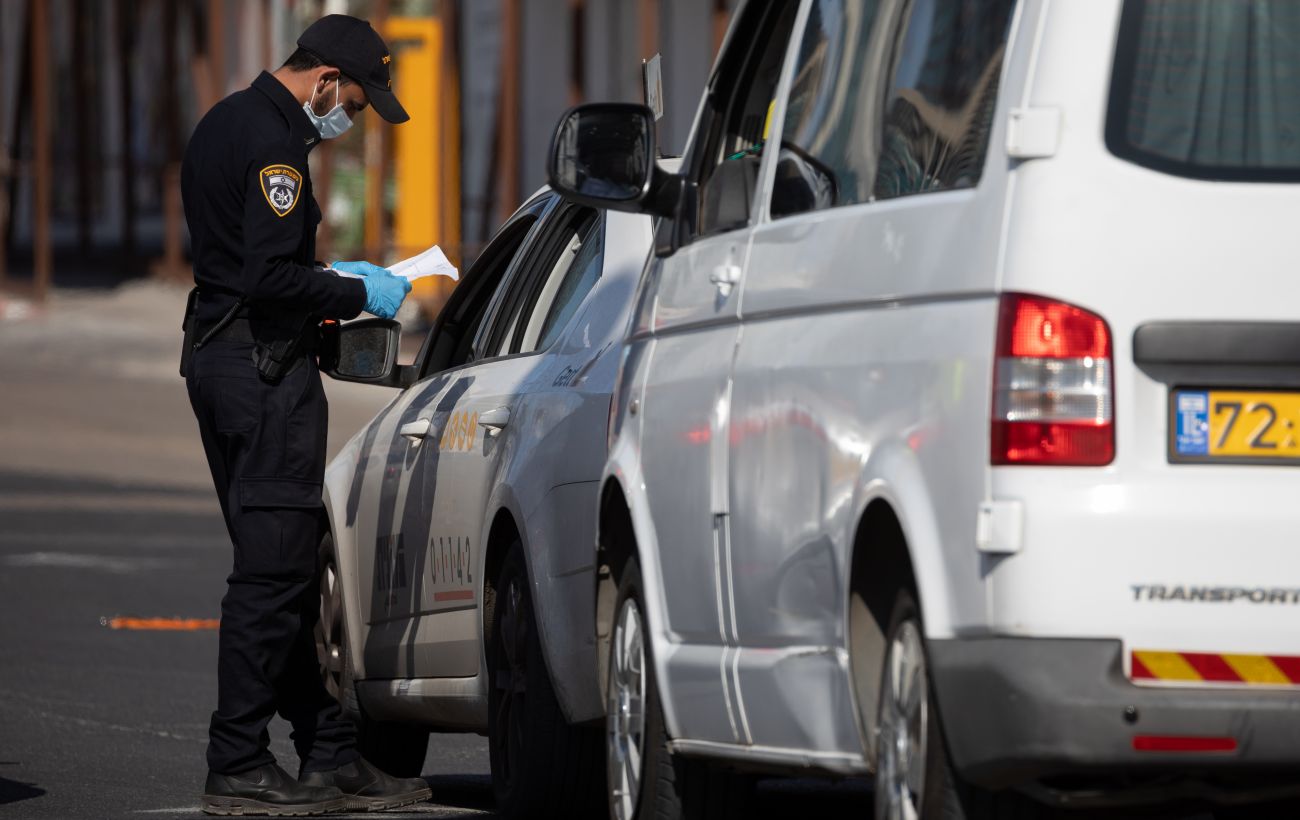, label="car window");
[1107,0,1300,182]
[495,207,602,356]
[529,214,605,353]
[473,197,572,360]
[871,0,1015,201]
[487,296,524,359]
[691,0,802,238]
[481,205,600,358]
[417,213,539,379]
